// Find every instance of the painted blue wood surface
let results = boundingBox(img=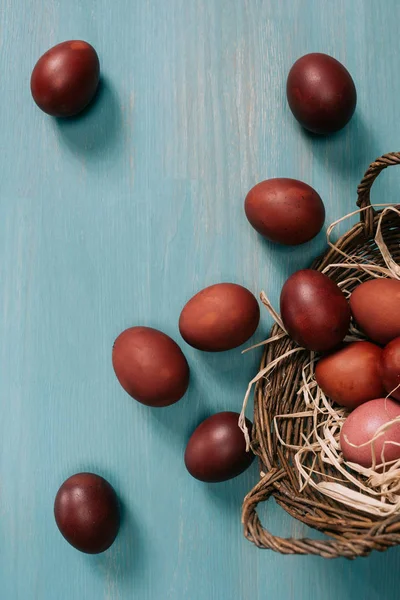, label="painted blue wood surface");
[2,1,400,598]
